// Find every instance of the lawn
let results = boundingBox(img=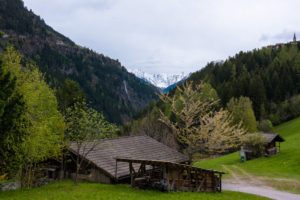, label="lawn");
[194,117,300,193]
[0,180,268,200]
